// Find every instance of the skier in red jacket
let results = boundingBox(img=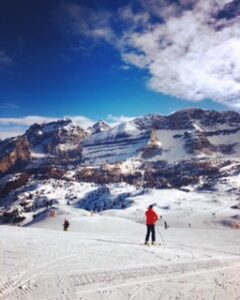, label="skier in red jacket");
[145,205,159,245]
